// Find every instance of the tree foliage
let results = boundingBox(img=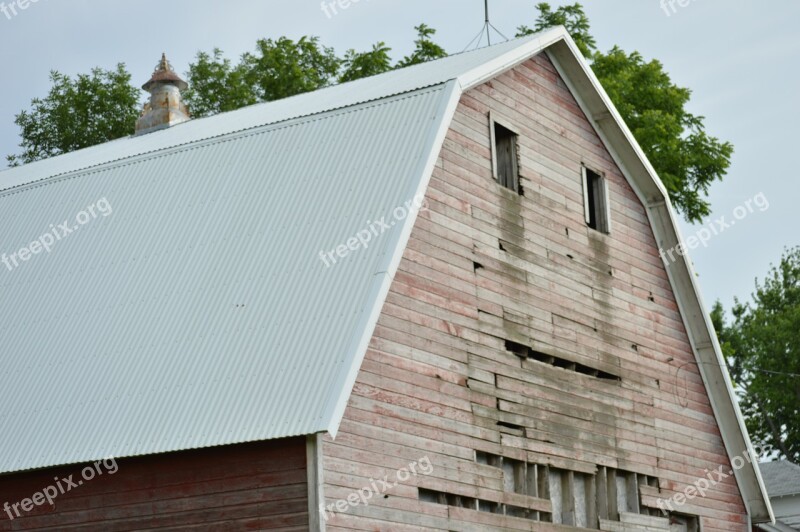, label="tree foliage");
[340,42,393,83]
[396,24,448,68]
[177,26,447,115]
[241,36,341,102]
[7,64,140,166]
[517,2,595,57]
[183,48,256,118]
[713,248,800,462]
[519,2,733,223]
